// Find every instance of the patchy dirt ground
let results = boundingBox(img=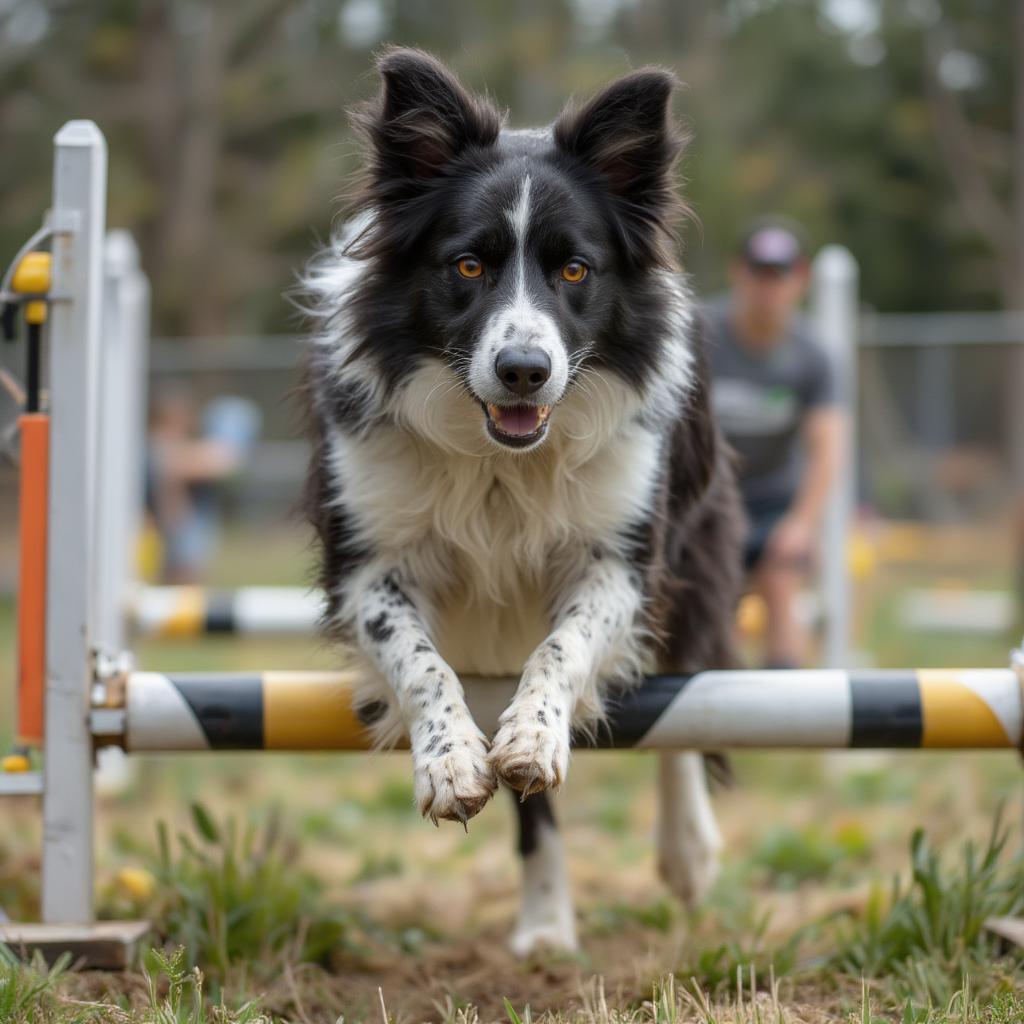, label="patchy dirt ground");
[6,738,1020,1021]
